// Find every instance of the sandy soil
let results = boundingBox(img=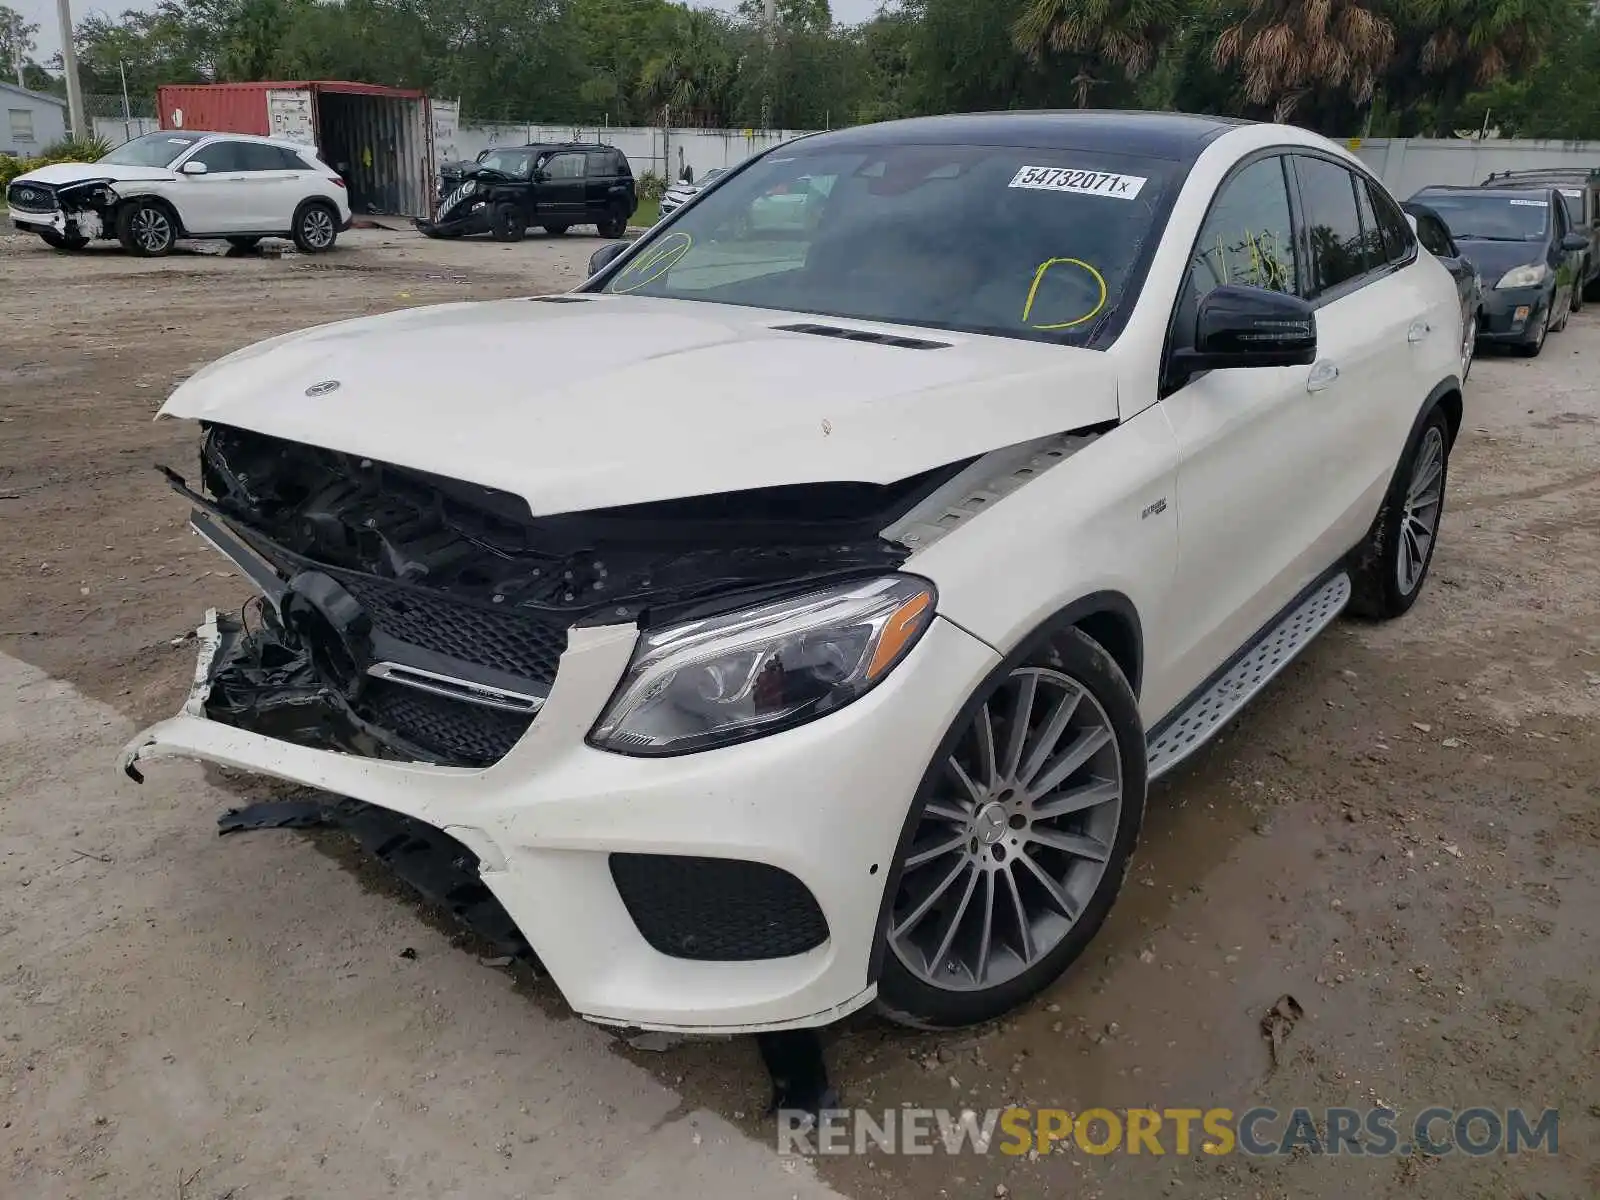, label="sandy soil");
[1,227,1595,1199]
